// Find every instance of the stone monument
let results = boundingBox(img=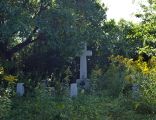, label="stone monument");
[77,43,92,89]
[70,83,78,97]
[132,83,139,99]
[16,83,25,96]
[70,43,92,97]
